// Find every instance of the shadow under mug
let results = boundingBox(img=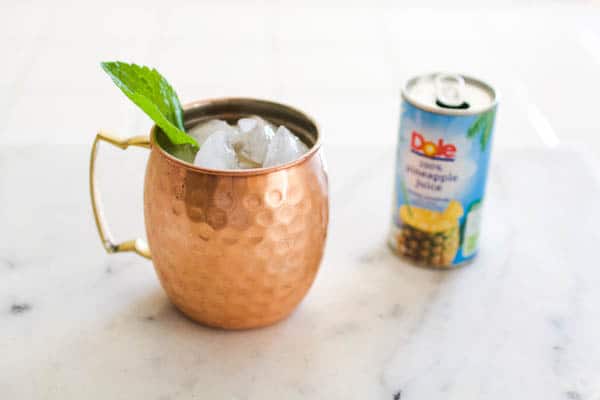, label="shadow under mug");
[89,98,329,330]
